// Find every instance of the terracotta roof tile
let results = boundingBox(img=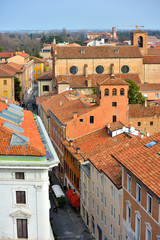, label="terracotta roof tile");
[0,52,16,58]
[0,103,45,156]
[31,56,46,63]
[56,74,141,88]
[112,132,160,198]
[18,52,29,58]
[147,48,160,55]
[138,83,160,92]
[62,127,139,189]
[37,70,52,81]
[56,46,142,59]
[143,55,160,64]
[129,104,160,118]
